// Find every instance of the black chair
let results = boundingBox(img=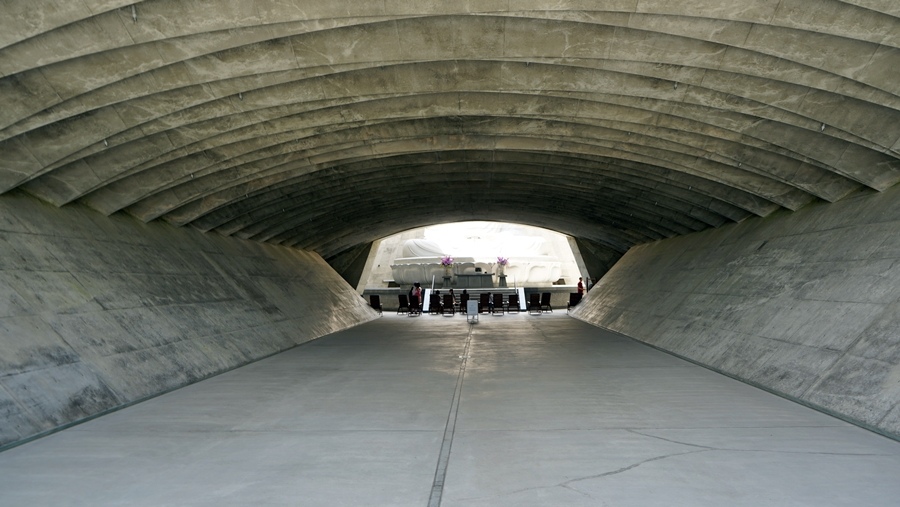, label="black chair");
[397,294,410,314]
[528,293,542,315]
[491,294,504,315]
[507,293,520,313]
[479,293,491,314]
[429,293,442,314]
[567,292,583,313]
[369,294,382,315]
[540,292,553,313]
[442,294,455,316]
